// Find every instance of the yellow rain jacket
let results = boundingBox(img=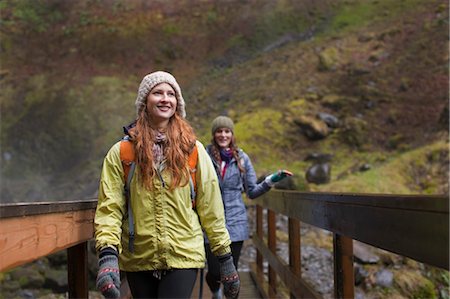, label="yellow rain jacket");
[95,140,231,271]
